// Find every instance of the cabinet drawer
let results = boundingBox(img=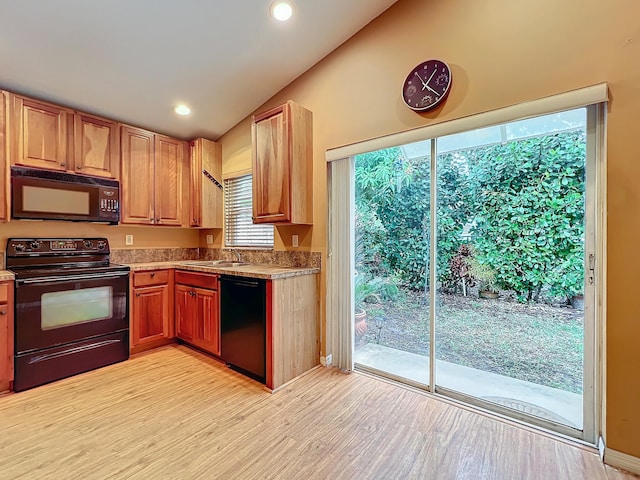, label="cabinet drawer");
[133,270,170,287]
[0,283,8,303]
[175,271,218,290]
